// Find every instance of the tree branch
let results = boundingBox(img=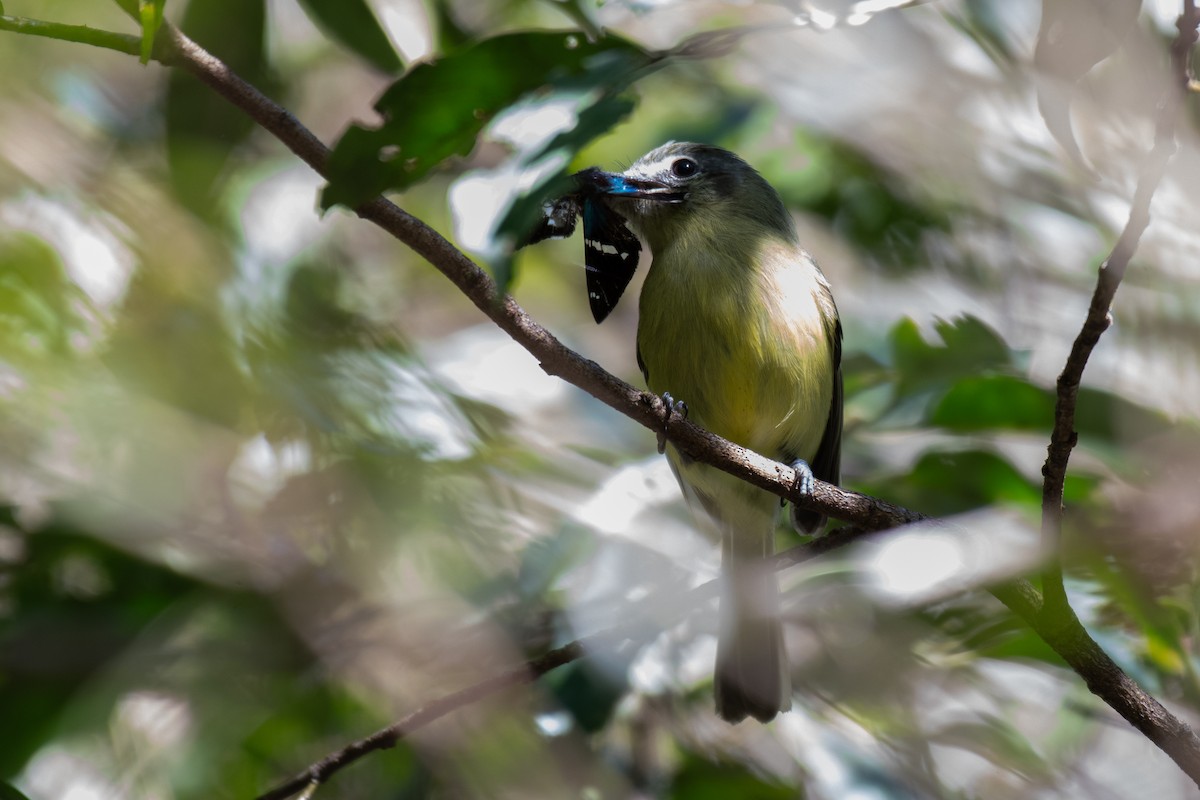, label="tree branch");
[1039,1,1199,612]
[6,8,1200,796]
